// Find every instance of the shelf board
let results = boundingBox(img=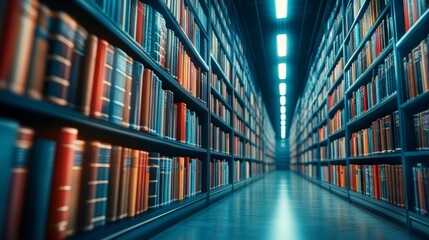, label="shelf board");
[209,184,233,198]
[345,44,394,95]
[396,9,429,49]
[0,92,207,157]
[347,93,397,130]
[348,153,402,163]
[330,184,348,198]
[209,150,233,158]
[404,151,429,157]
[408,211,429,235]
[328,127,346,140]
[401,91,429,113]
[69,193,208,240]
[320,160,329,165]
[210,112,232,131]
[328,158,347,163]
